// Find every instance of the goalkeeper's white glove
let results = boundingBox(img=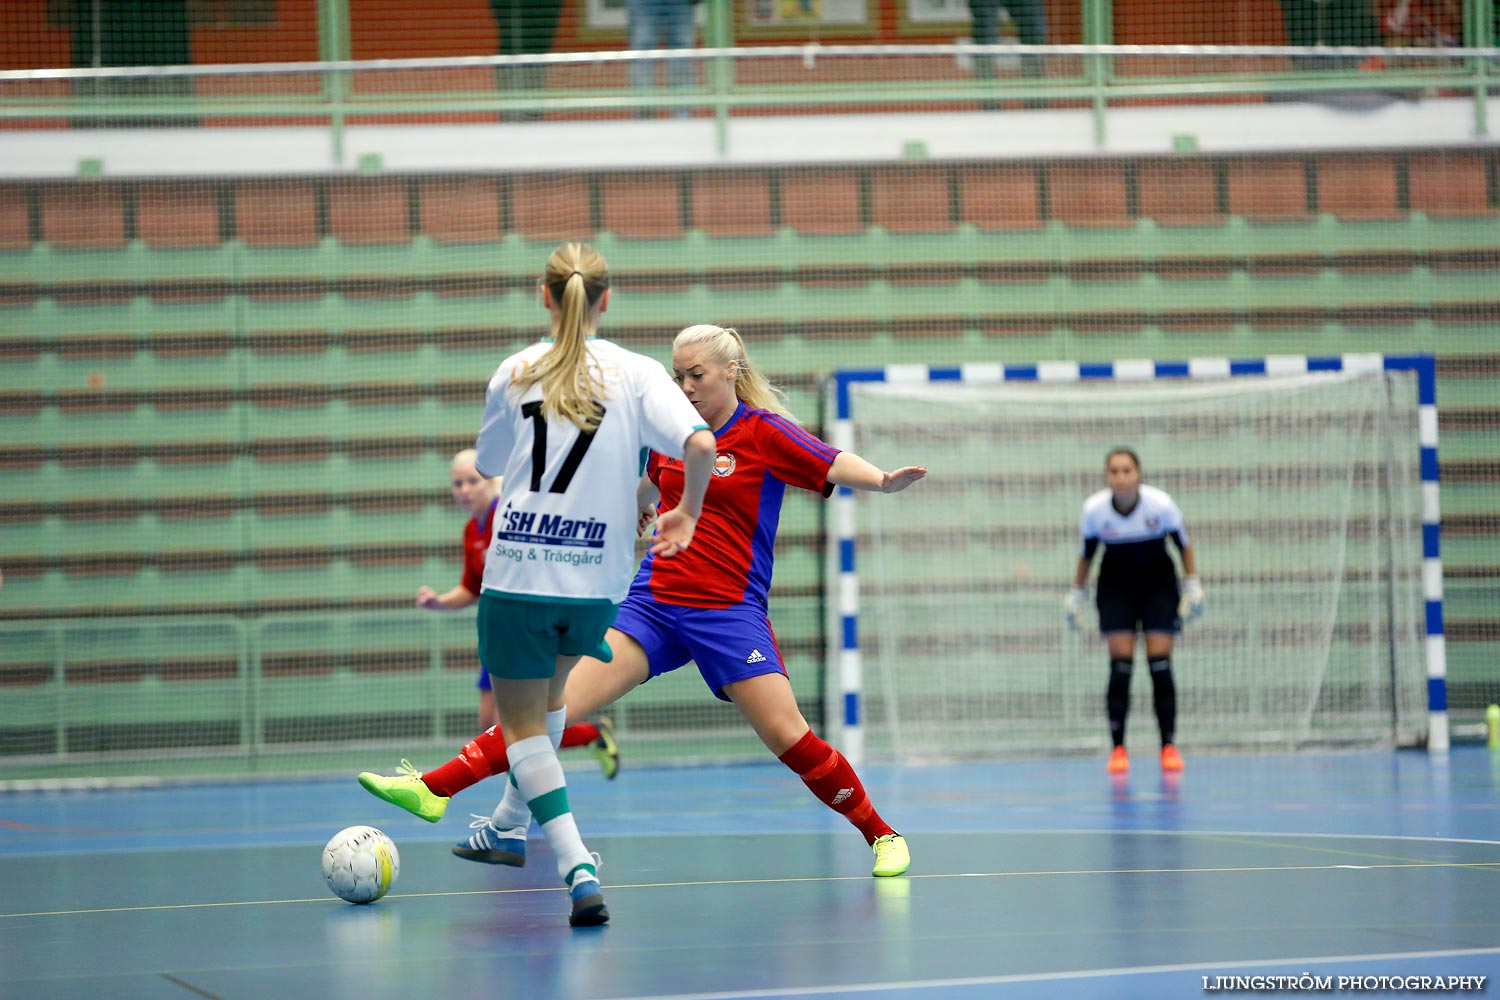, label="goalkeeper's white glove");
[1178,576,1205,622]
[1064,586,1089,632]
